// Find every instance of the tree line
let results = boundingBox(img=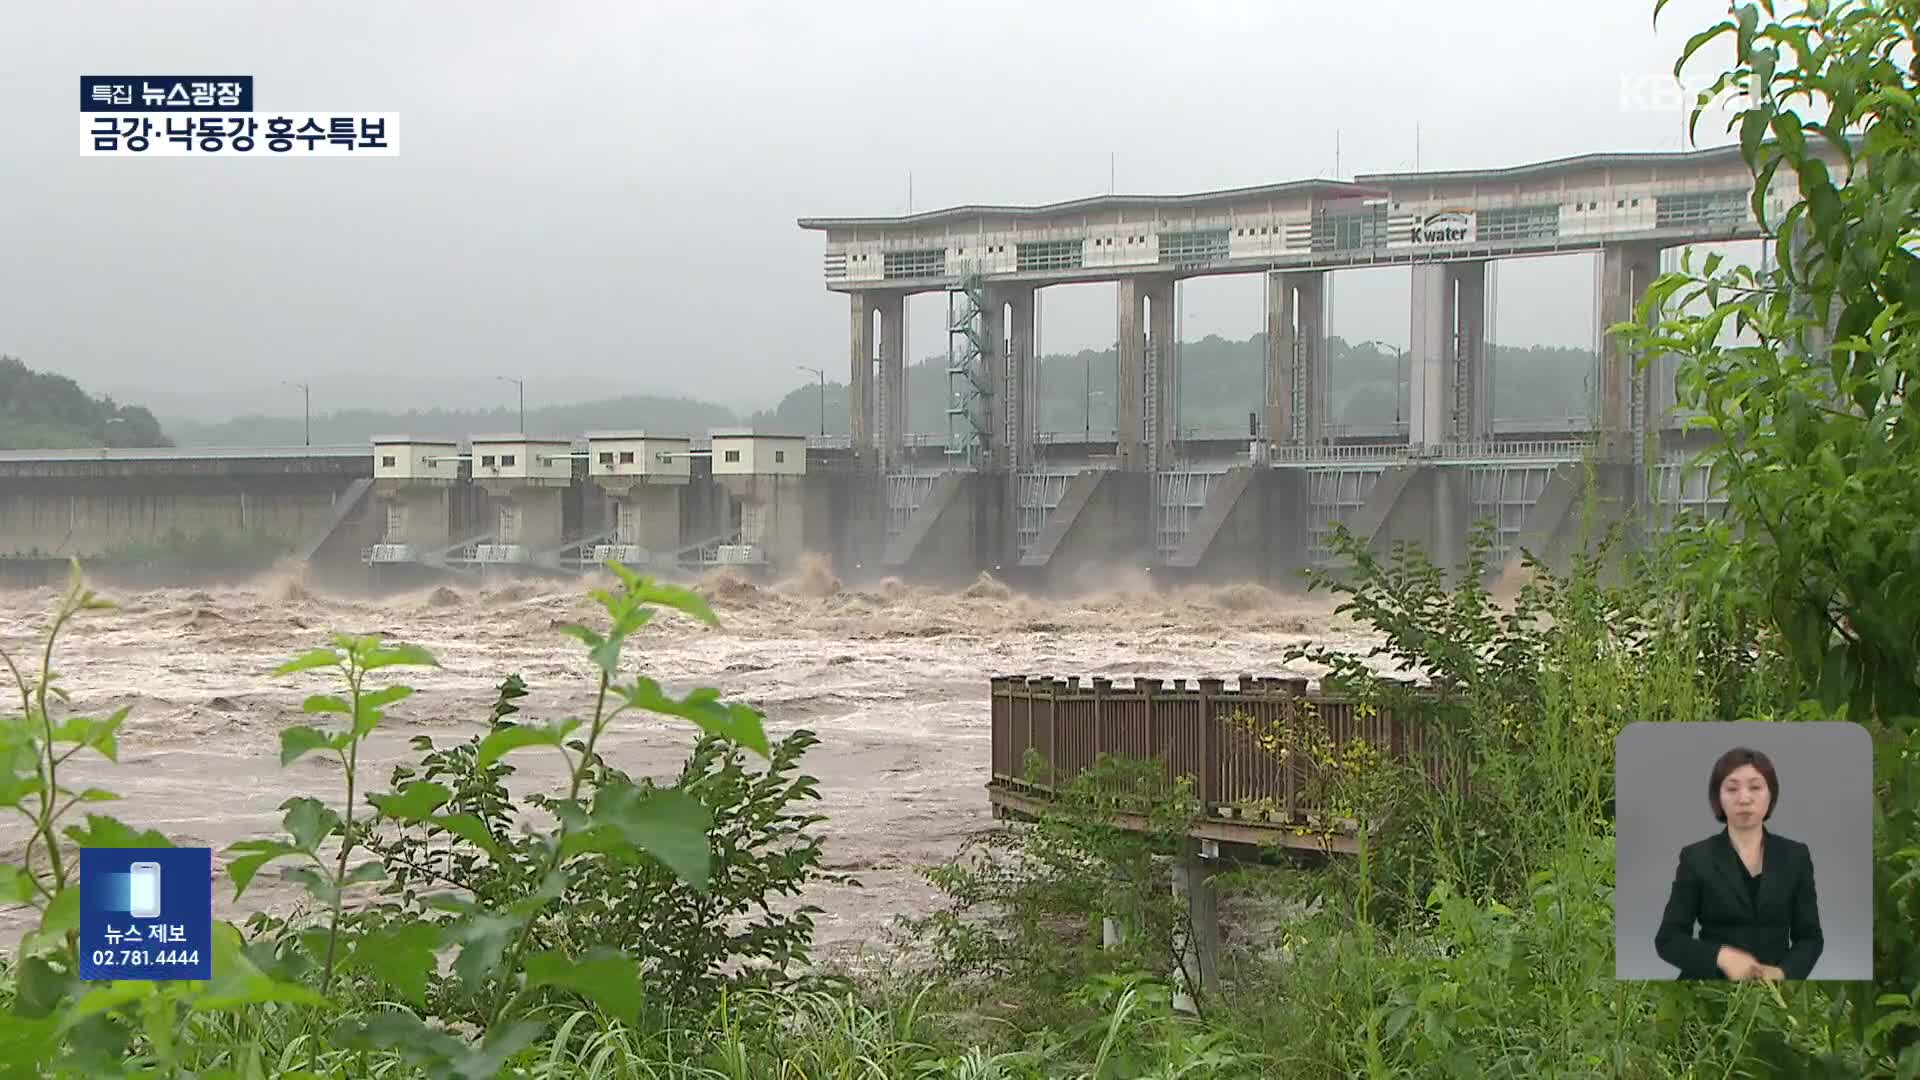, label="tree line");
[5,335,1605,450]
[0,356,169,450]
